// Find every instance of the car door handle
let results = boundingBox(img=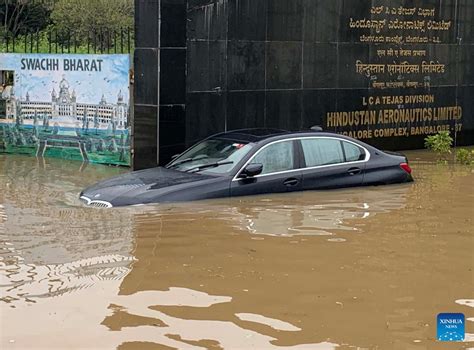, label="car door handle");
[347,167,361,176]
[283,178,299,187]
